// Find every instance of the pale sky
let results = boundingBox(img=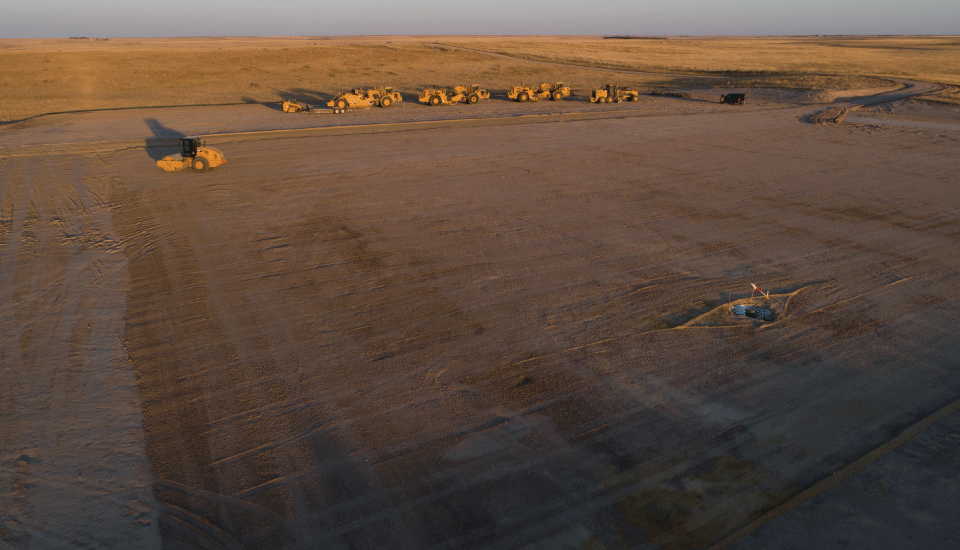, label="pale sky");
[1,0,957,38]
